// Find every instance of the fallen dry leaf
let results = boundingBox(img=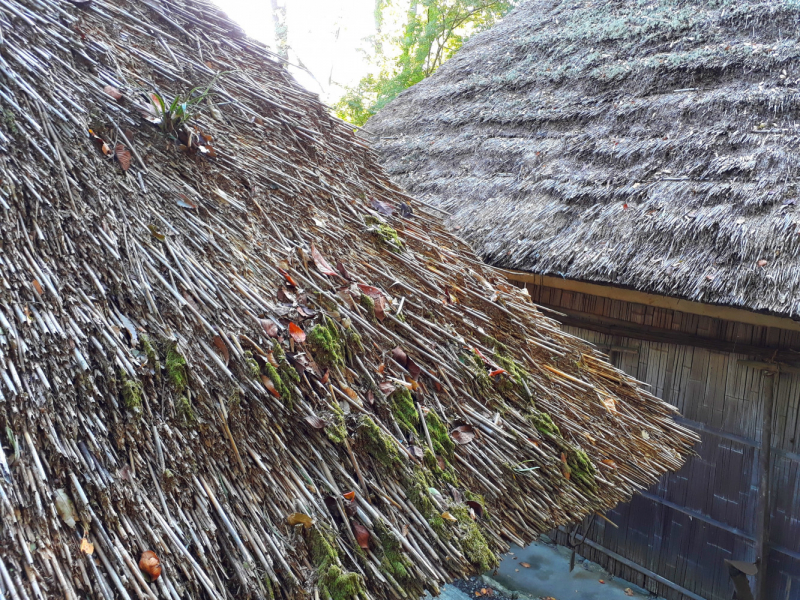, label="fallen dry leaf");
[212,335,229,365]
[32,280,43,295]
[757,259,768,267]
[451,424,475,445]
[278,267,298,287]
[441,511,458,522]
[311,243,338,276]
[465,500,484,519]
[392,346,421,379]
[260,319,279,338]
[80,537,94,555]
[289,322,306,344]
[103,85,123,100]
[287,512,313,529]
[520,562,530,568]
[115,144,131,171]
[624,589,634,597]
[343,491,356,501]
[352,522,370,549]
[262,376,280,398]
[304,415,325,429]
